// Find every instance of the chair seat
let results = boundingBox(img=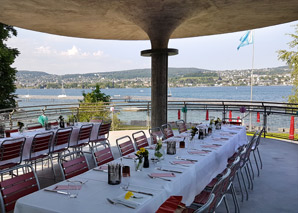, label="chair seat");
[206,178,218,188]
[0,163,18,170]
[26,154,48,161]
[52,147,68,154]
[70,142,89,148]
[194,190,211,205]
[90,137,108,143]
